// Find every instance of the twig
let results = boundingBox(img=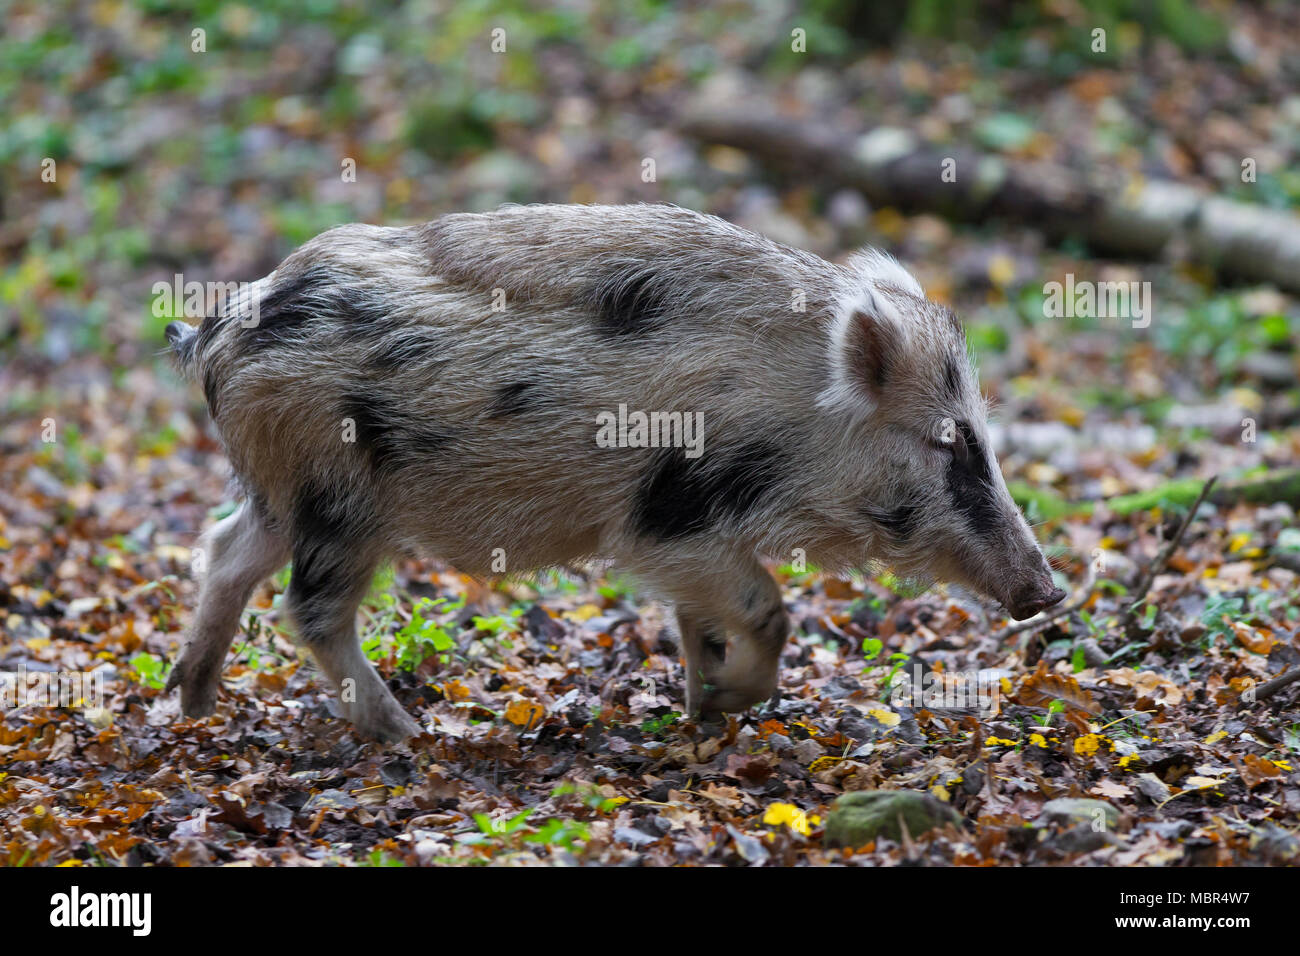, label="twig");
[1119,475,1218,627]
[1239,668,1300,708]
